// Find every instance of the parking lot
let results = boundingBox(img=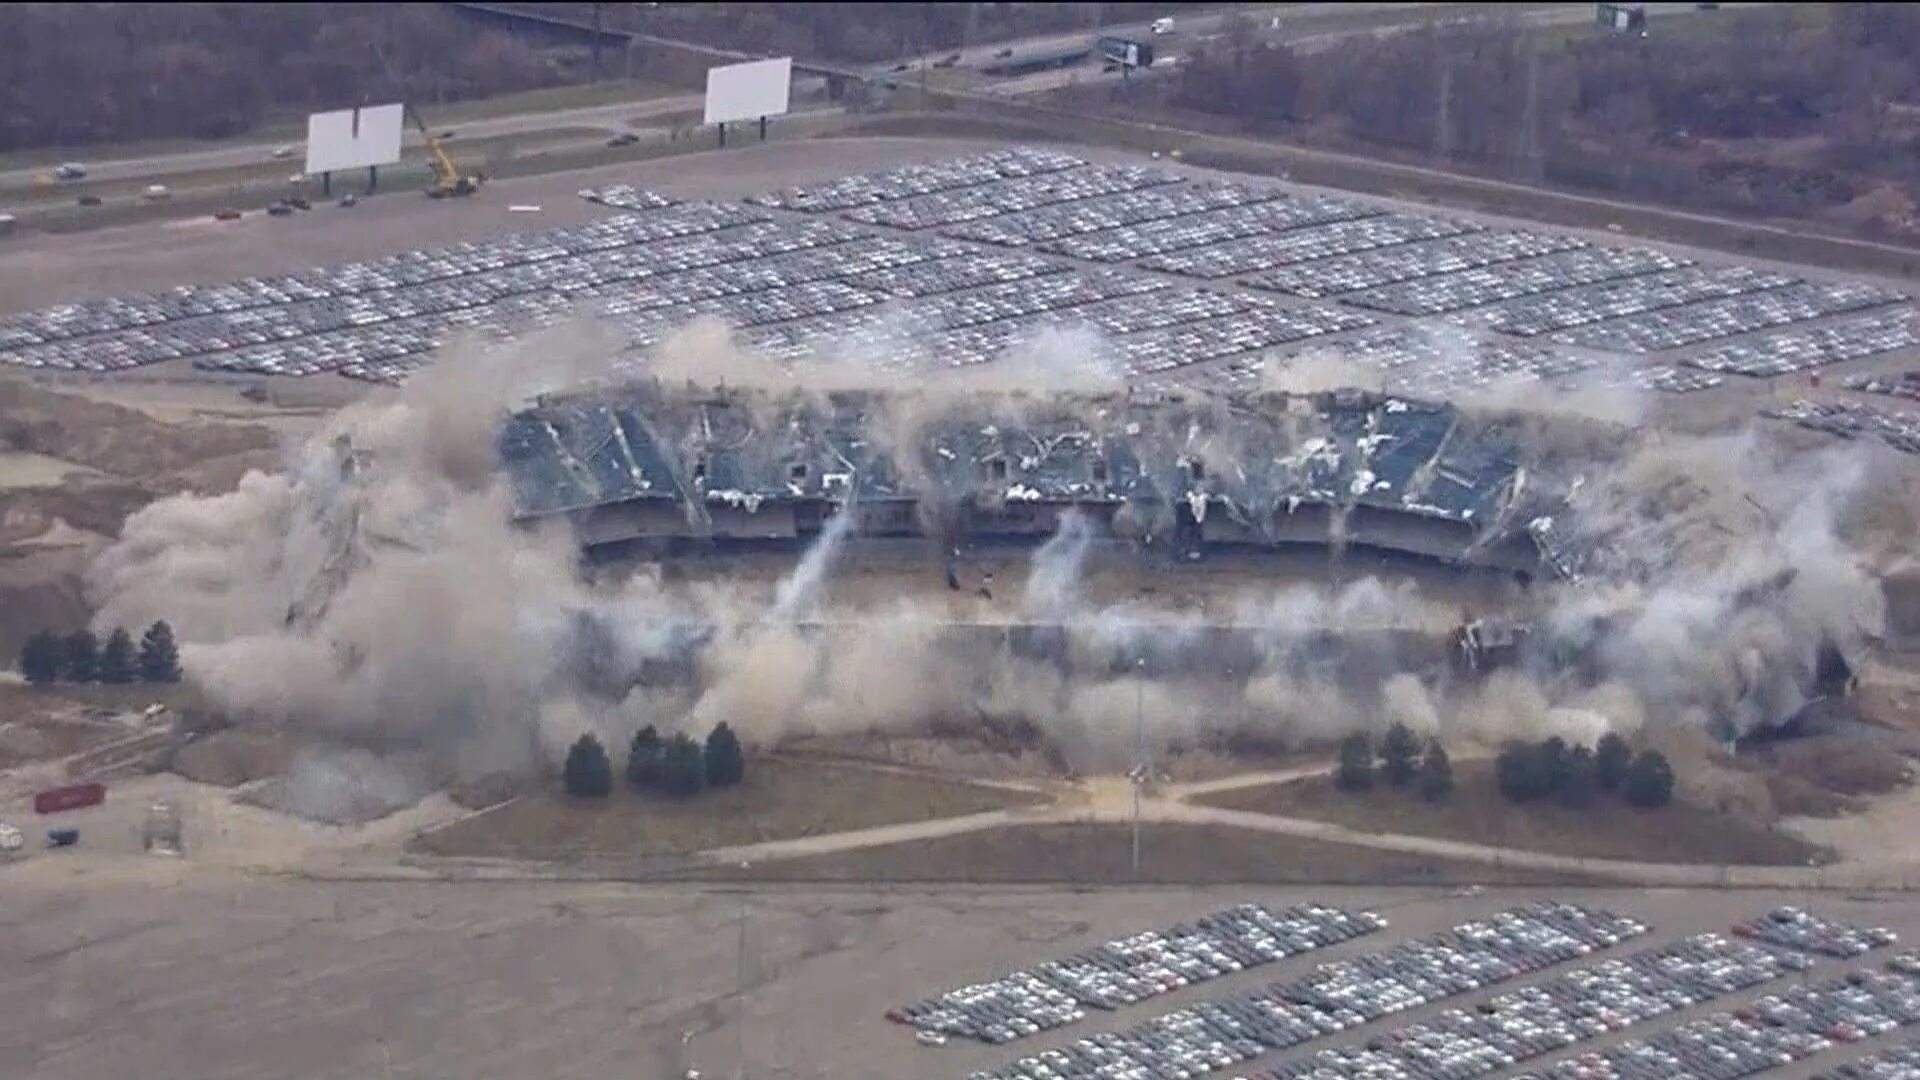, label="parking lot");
[969,906,1909,1080]
[900,903,1388,1046]
[12,877,1920,1080]
[1764,400,1920,457]
[1,147,1911,411]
